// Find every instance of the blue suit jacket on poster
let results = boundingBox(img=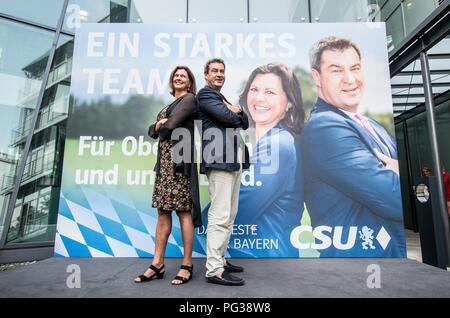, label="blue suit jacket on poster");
[301,98,406,258]
[202,128,304,257]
